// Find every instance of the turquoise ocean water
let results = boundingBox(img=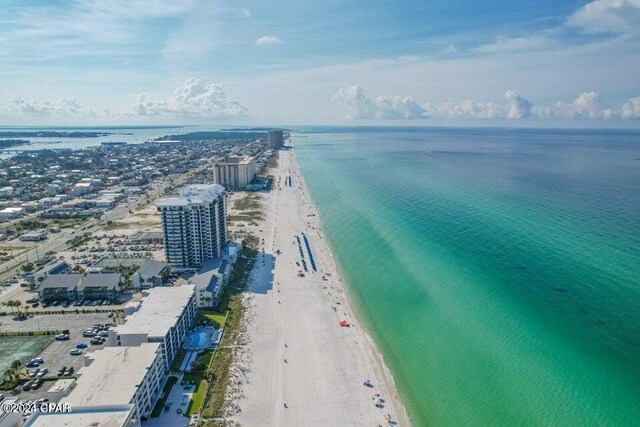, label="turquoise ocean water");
[294,127,640,427]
